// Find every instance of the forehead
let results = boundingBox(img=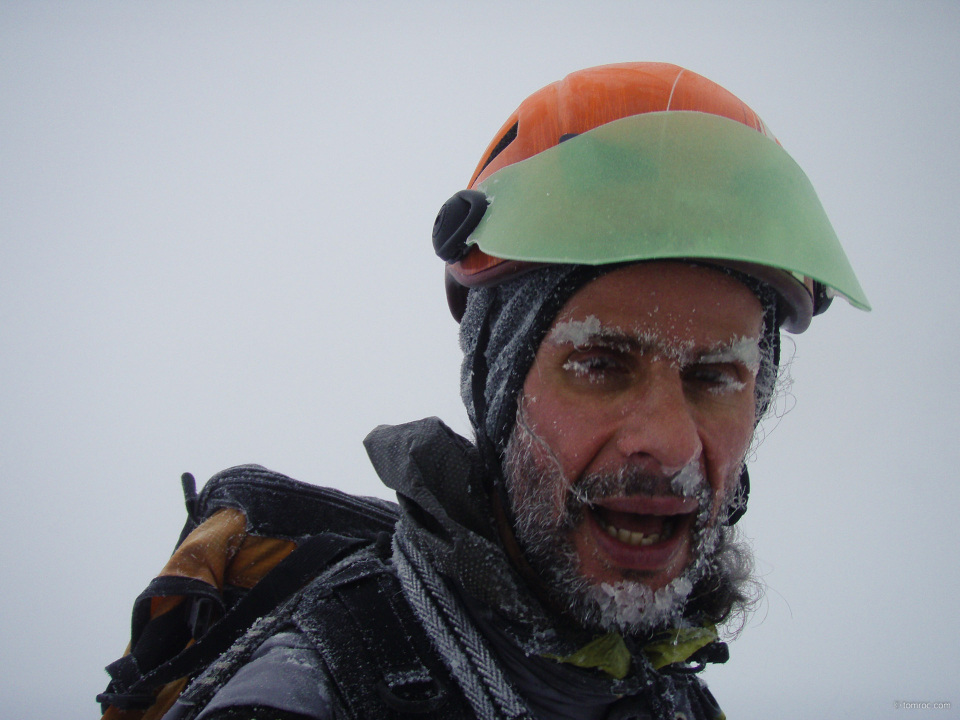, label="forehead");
[550,262,765,344]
